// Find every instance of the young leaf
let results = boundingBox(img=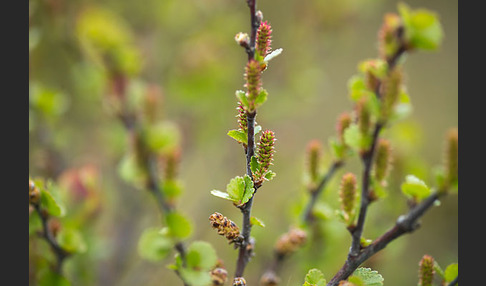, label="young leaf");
[166,212,193,239]
[180,268,212,286]
[254,89,268,108]
[145,121,181,155]
[250,156,261,174]
[38,268,71,286]
[241,175,255,205]
[226,176,246,203]
[57,227,87,254]
[254,125,262,135]
[227,129,248,144]
[303,268,326,286]
[39,189,65,217]
[350,268,384,286]
[250,216,265,228]
[343,124,363,152]
[185,241,218,270]
[137,227,173,262]
[264,170,276,181]
[236,90,249,109]
[401,175,431,202]
[210,190,233,201]
[444,263,458,283]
